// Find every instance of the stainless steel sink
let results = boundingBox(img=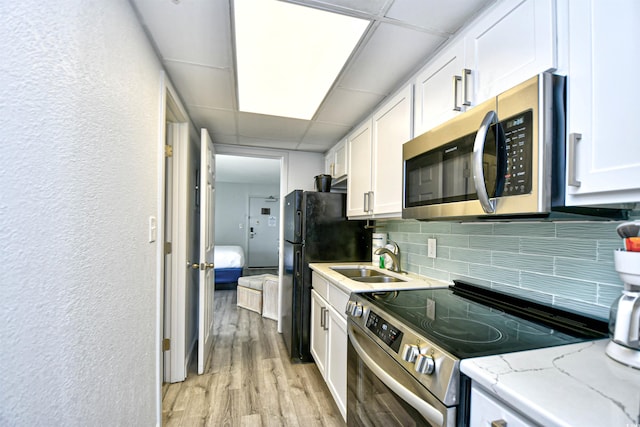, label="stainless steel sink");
[350,276,406,283]
[330,267,386,278]
[330,266,406,283]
